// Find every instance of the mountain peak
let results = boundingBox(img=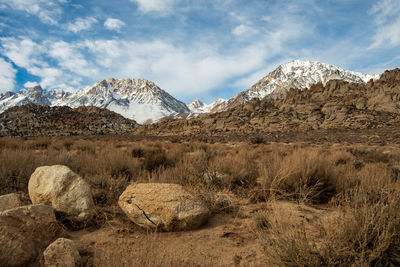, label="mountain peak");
[189,99,204,108]
[210,60,380,112]
[51,78,189,123]
[27,85,44,92]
